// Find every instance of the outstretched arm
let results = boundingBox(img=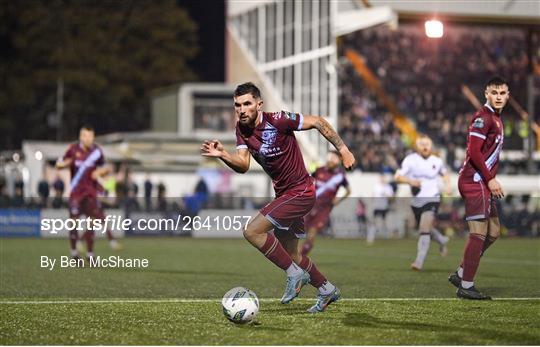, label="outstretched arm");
[394,173,421,187]
[333,186,351,206]
[301,115,344,150]
[91,166,110,180]
[201,140,250,174]
[55,157,73,169]
[394,157,420,187]
[301,115,356,170]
